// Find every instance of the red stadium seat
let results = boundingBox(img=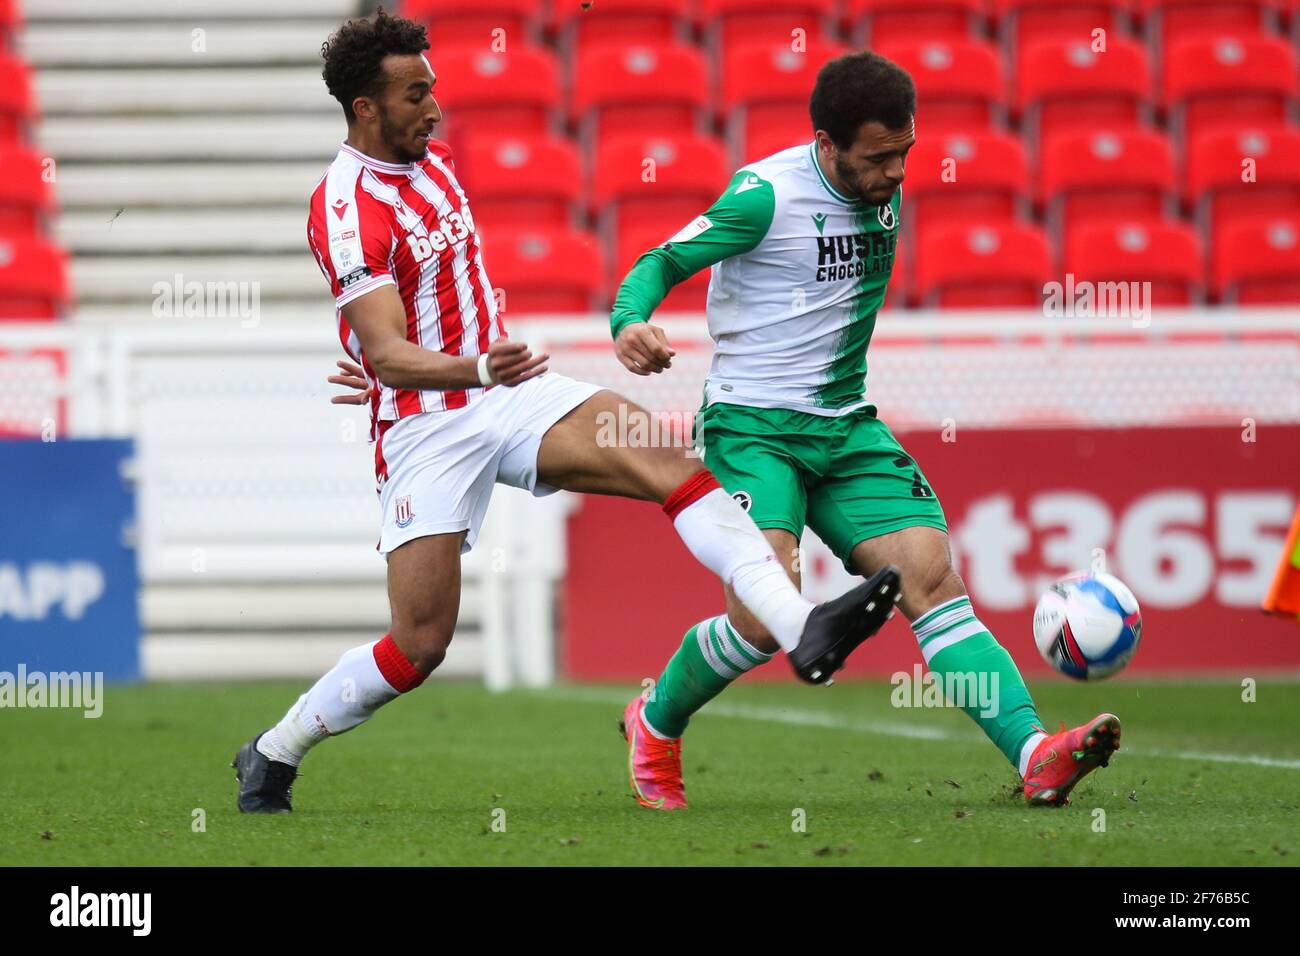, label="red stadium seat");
[483,227,607,314]
[592,132,730,238]
[432,45,560,138]
[1186,125,1300,235]
[1163,33,1298,147]
[572,42,710,150]
[914,221,1054,307]
[1065,218,1204,306]
[1136,1,1281,52]
[0,0,19,52]
[846,0,987,47]
[0,235,69,320]
[1039,128,1176,242]
[876,38,1007,134]
[1016,36,1153,155]
[614,217,711,313]
[0,147,56,234]
[1213,214,1300,302]
[743,114,815,164]
[552,0,692,58]
[720,40,850,164]
[902,131,1030,238]
[697,0,840,53]
[0,55,34,143]
[460,134,582,233]
[993,0,1132,67]
[403,0,542,50]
